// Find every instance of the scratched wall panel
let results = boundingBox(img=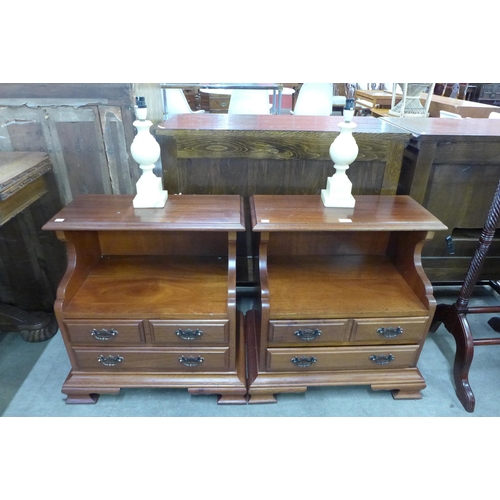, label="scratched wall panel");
[0,85,136,315]
[55,116,112,196]
[99,105,136,194]
[6,120,48,153]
